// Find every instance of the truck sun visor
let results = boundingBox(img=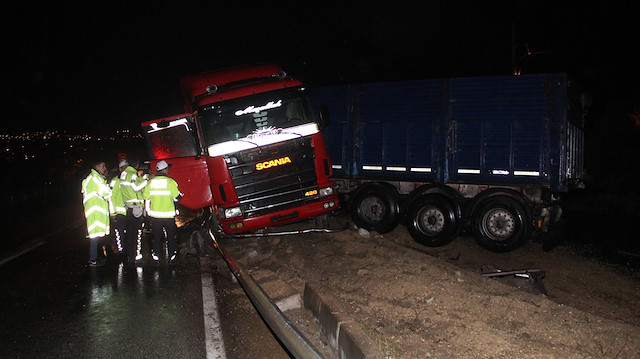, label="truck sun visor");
[207,123,319,157]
